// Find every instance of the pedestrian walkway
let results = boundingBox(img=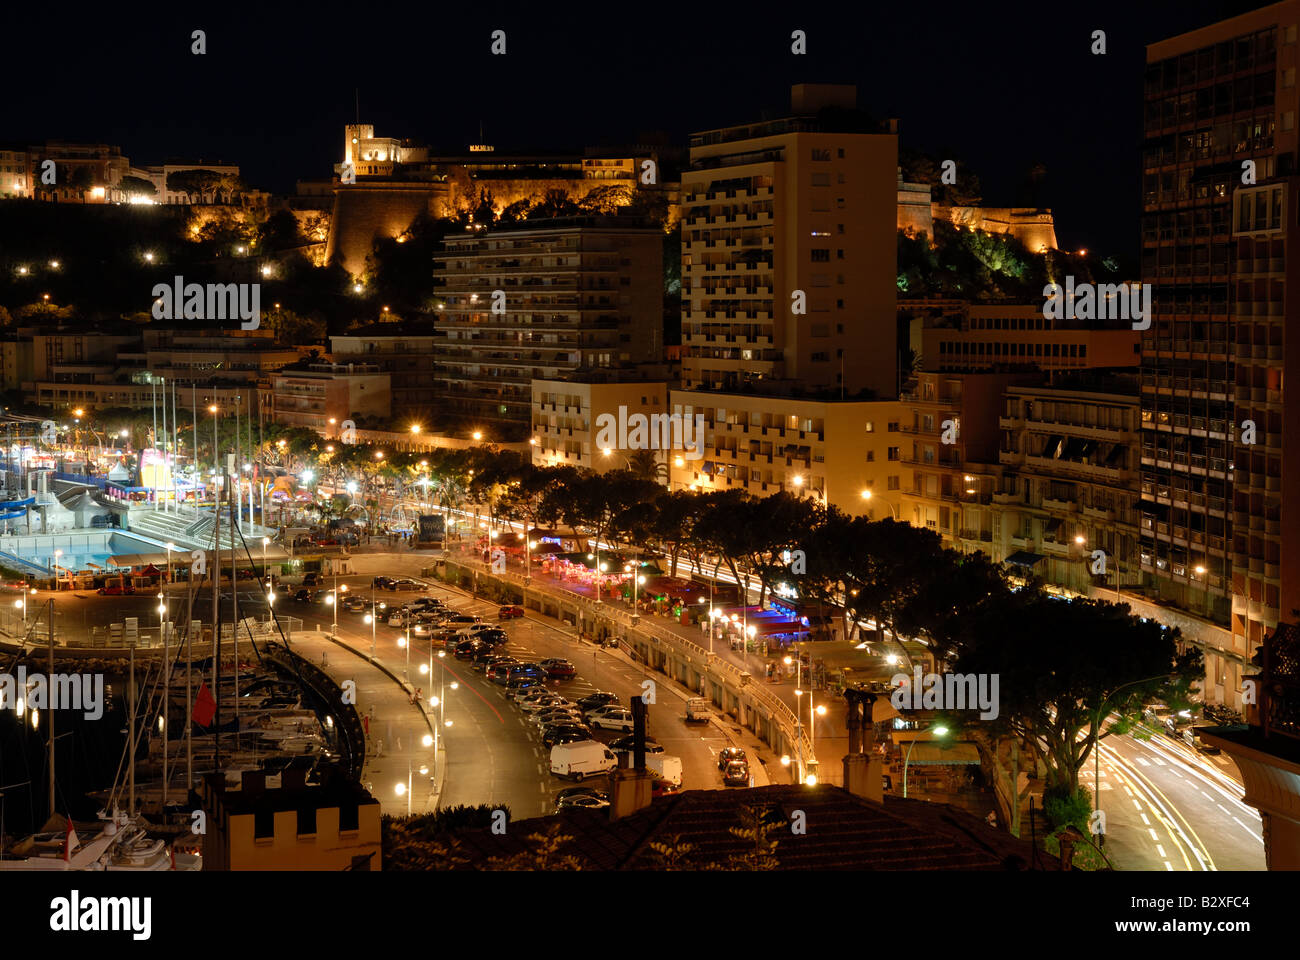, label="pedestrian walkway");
[286,628,442,817]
